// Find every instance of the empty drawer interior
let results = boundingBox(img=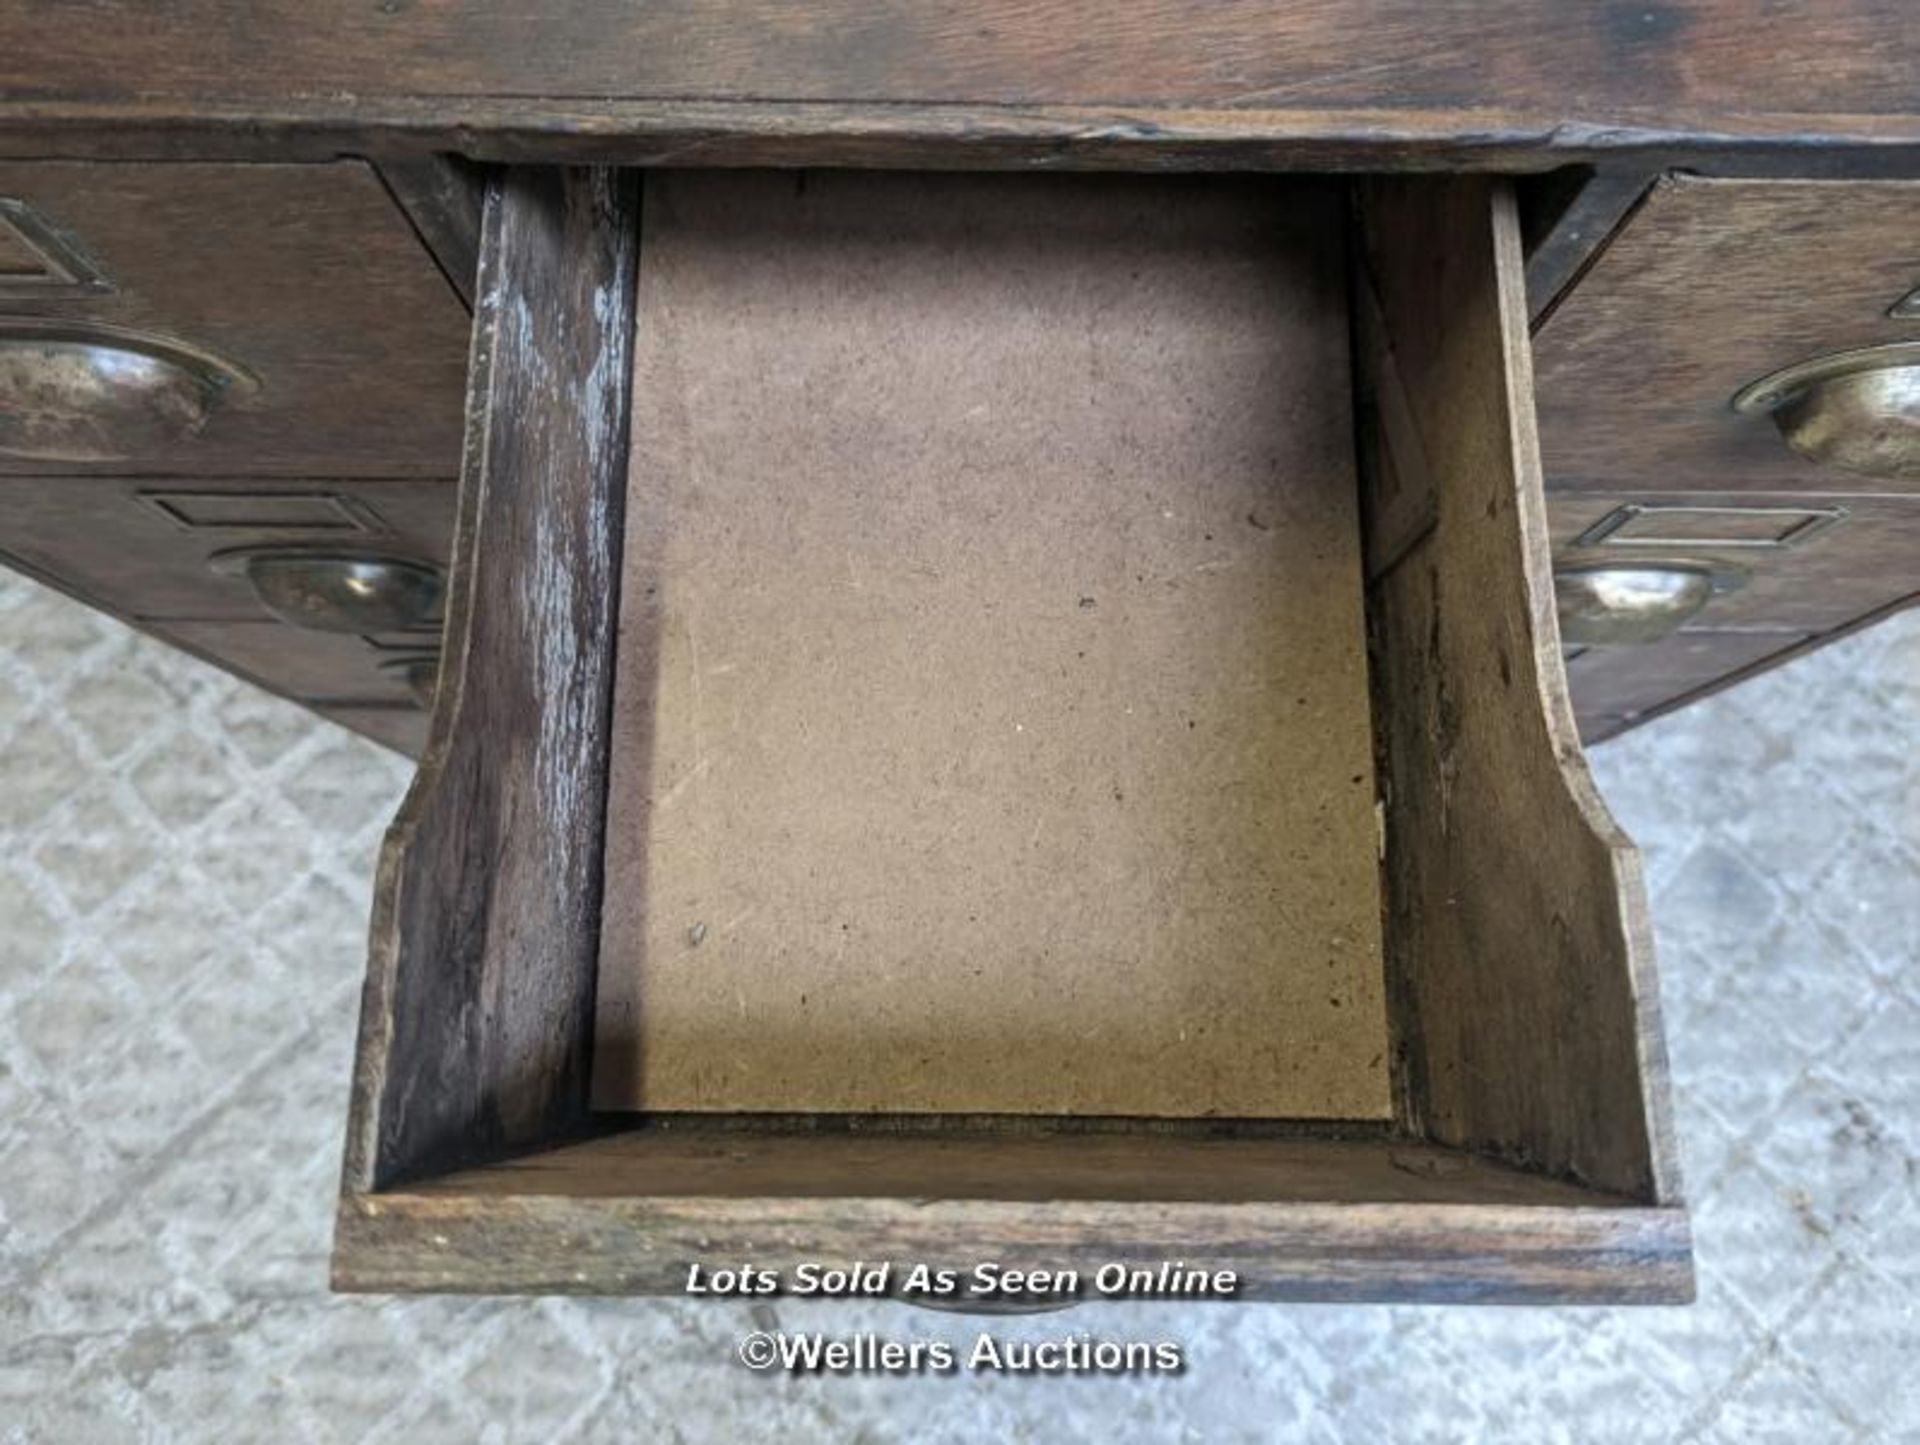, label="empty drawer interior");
[335,168,1688,1303]
[592,173,1387,1122]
